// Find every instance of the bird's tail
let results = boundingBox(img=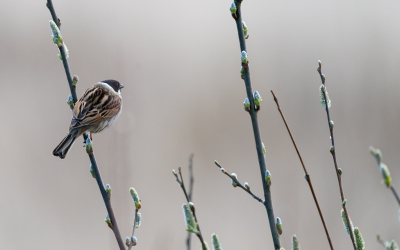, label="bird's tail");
[53,129,80,159]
